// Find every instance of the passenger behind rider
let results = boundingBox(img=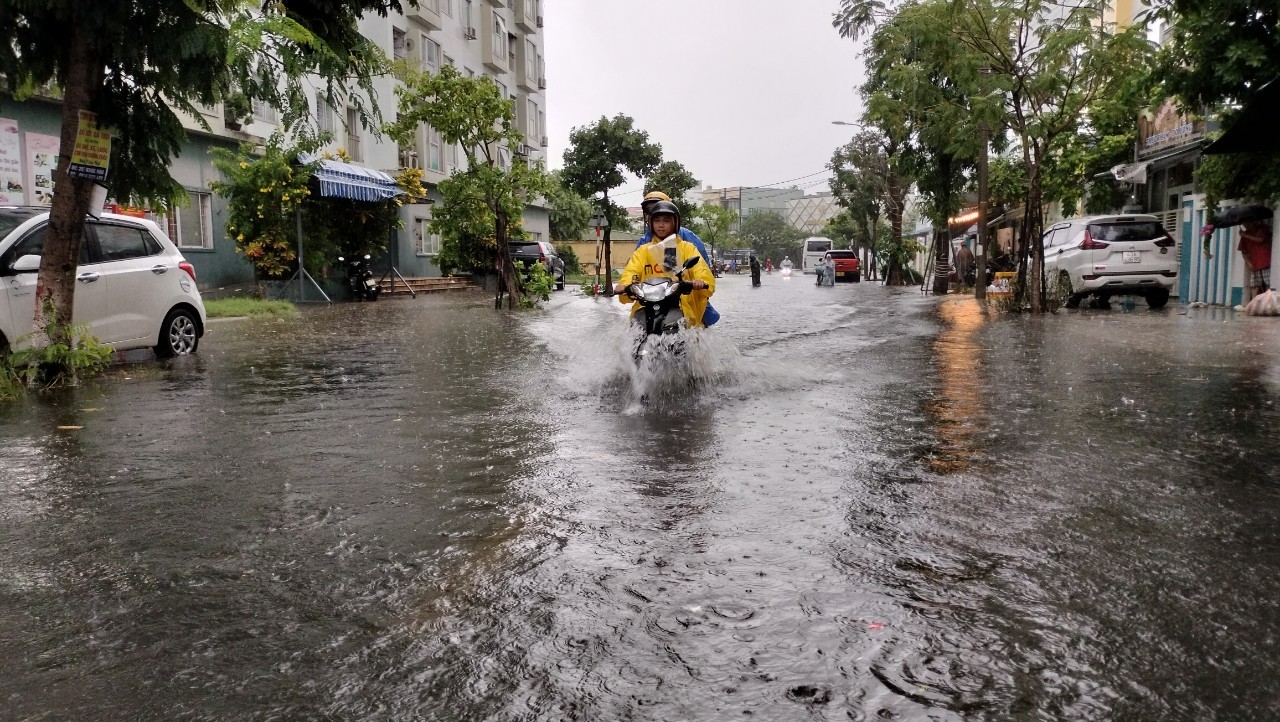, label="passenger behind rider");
[635,191,720,326]
[614,200,716,327]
